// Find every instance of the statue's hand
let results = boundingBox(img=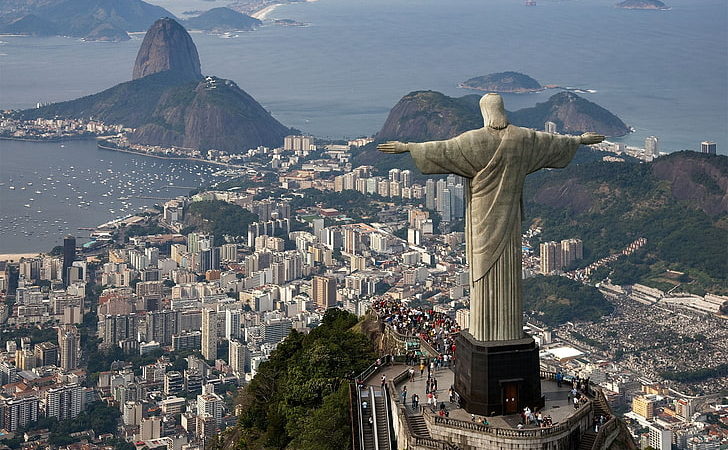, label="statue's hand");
[580,132,605,145]
[377,141,409,154]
